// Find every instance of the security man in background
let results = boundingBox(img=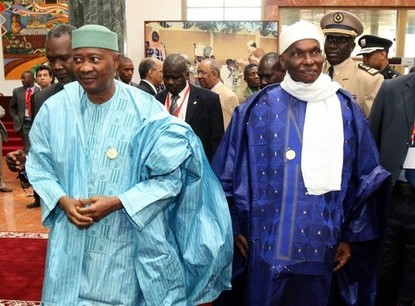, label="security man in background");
[321,10,384,117]
[357,34,400,79]
[257,52,285,89]
[321,10,386,306]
